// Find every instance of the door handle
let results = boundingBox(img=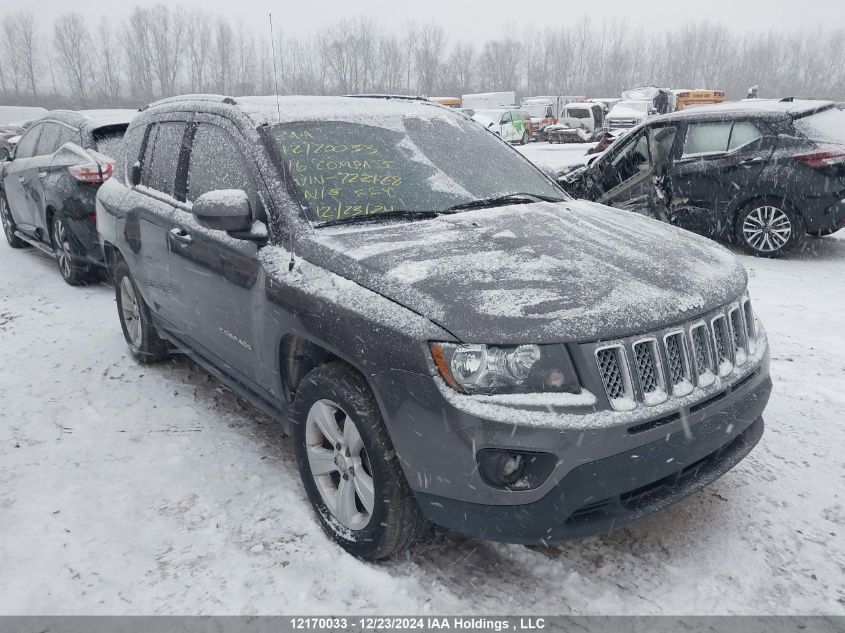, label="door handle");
[738,156,765,166]
[38,172,47,179]
[18,176,25,183]
[169,227,192,245]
